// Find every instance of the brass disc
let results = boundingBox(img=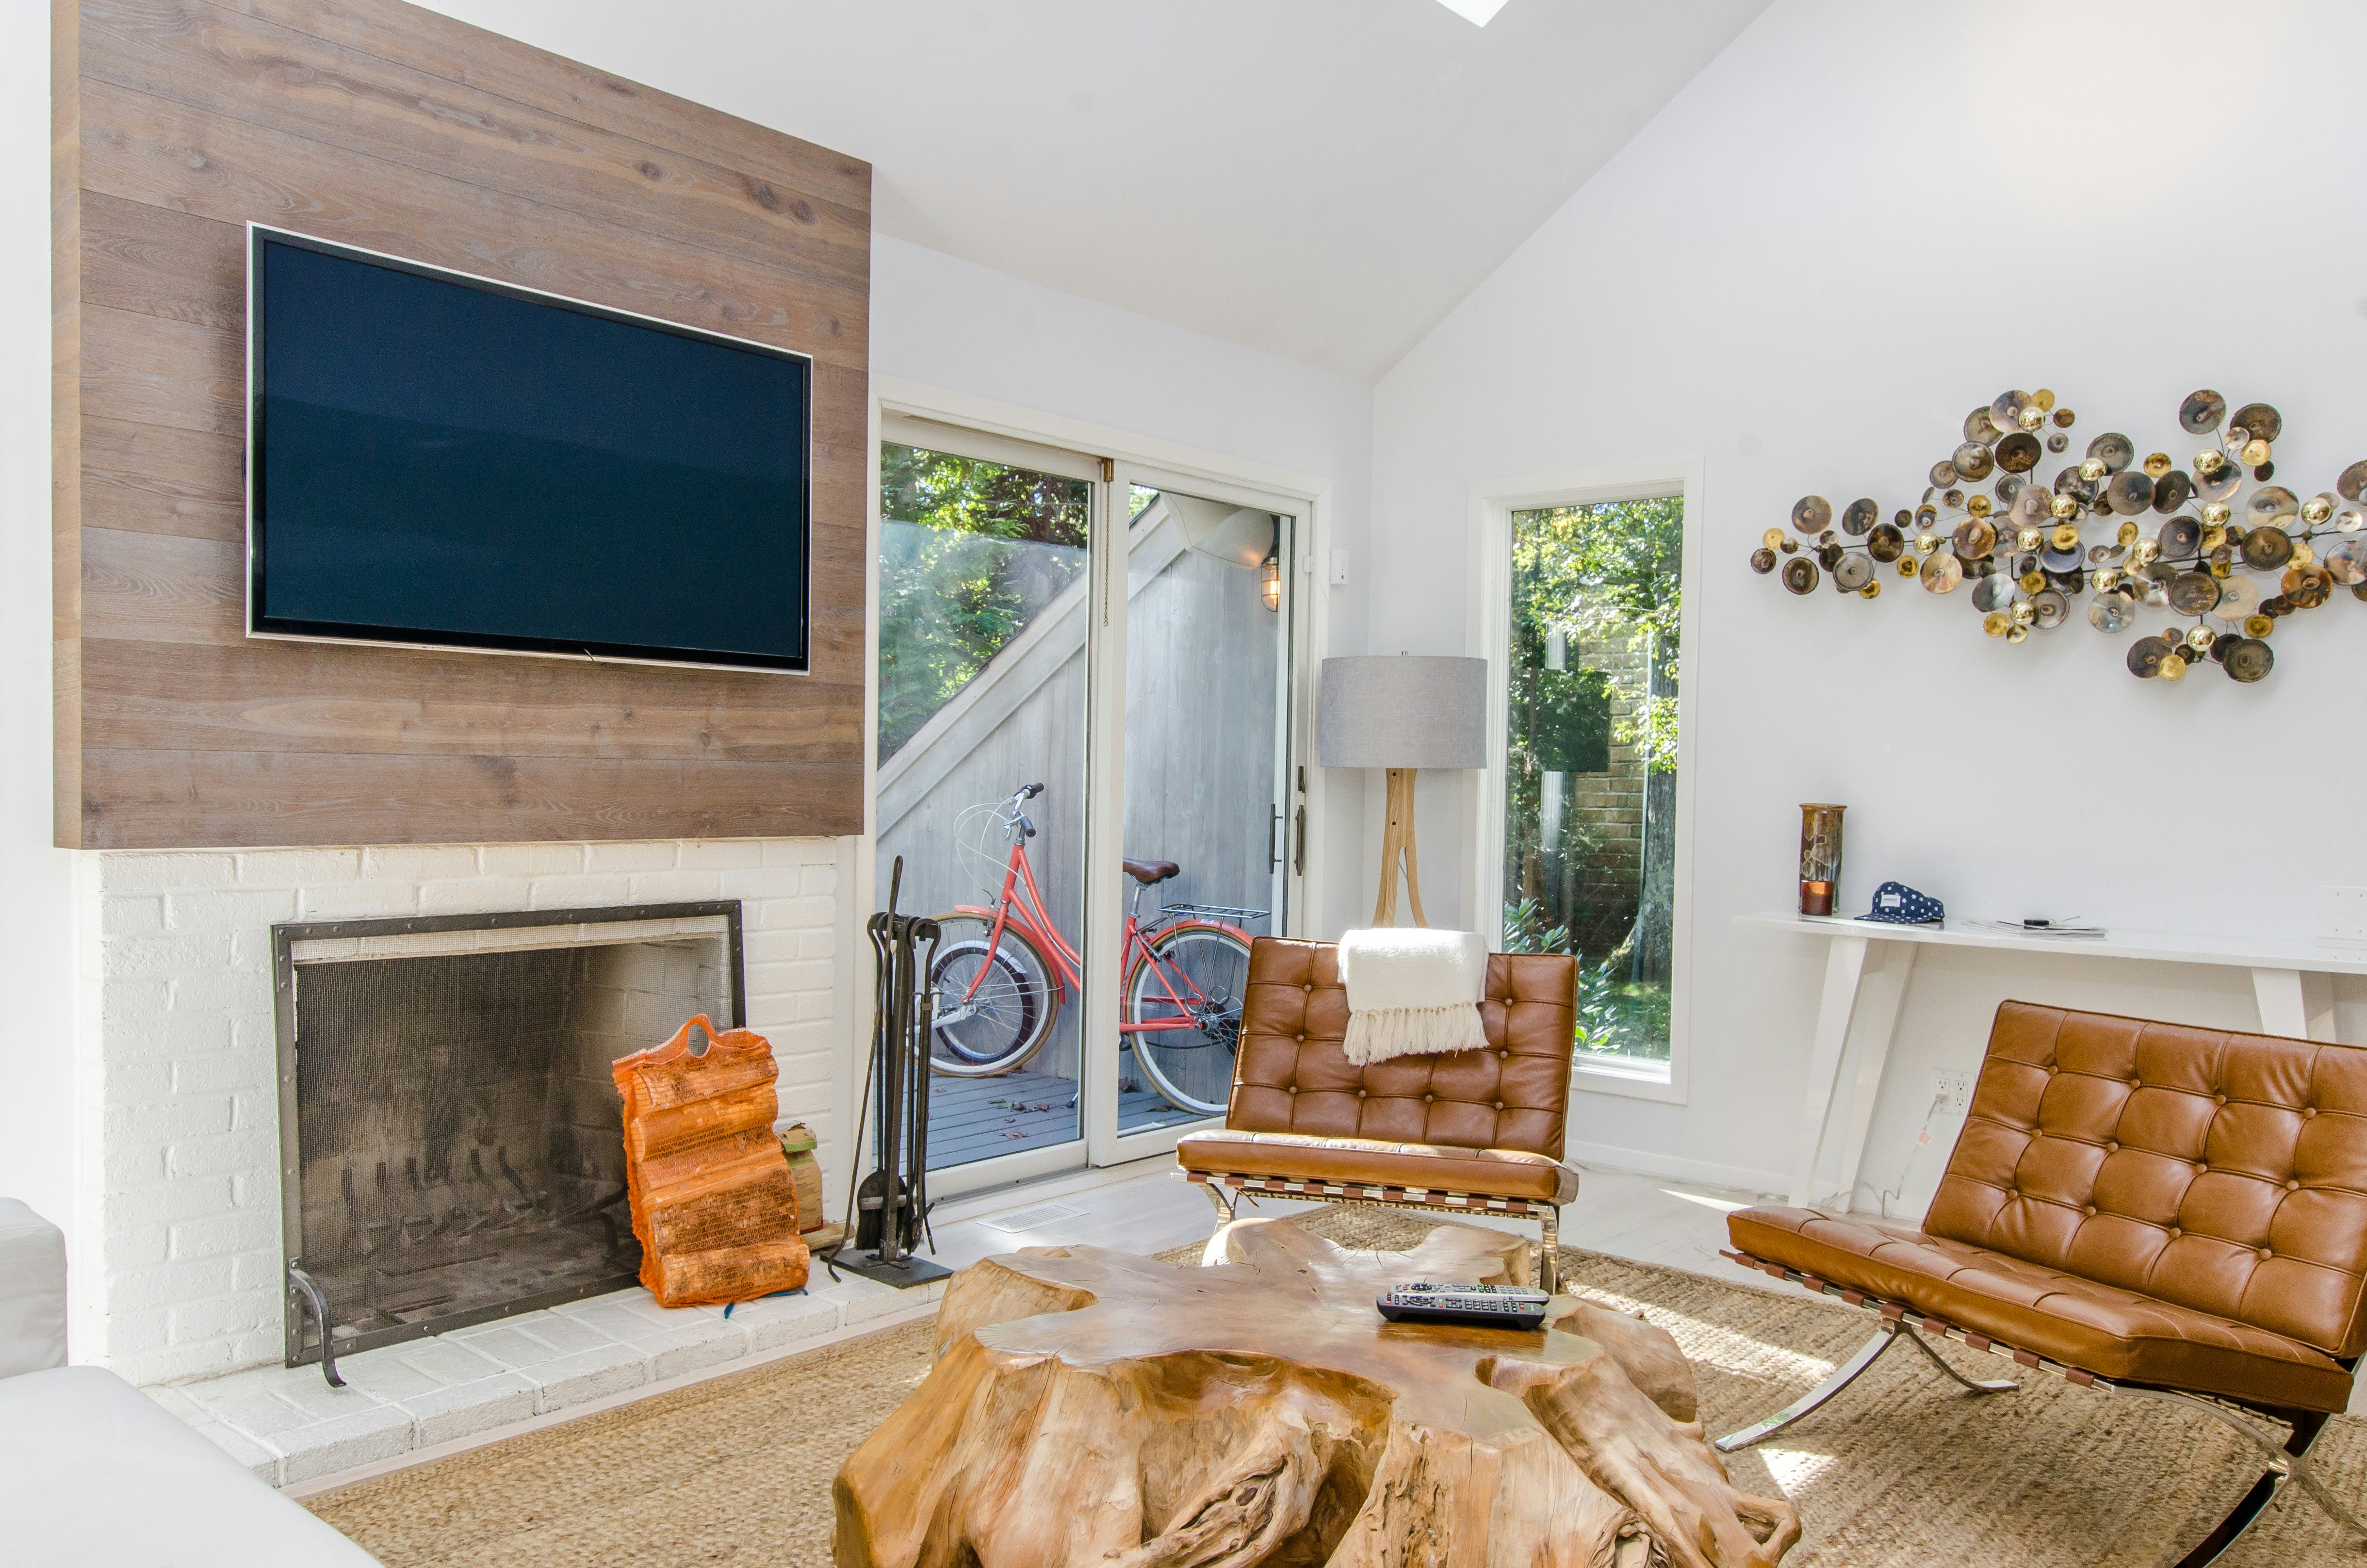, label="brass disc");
[2224,637,2273,683]
[2230,402,2283,443]
[2240,526,2294,571]
[1792,494,1833,533]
